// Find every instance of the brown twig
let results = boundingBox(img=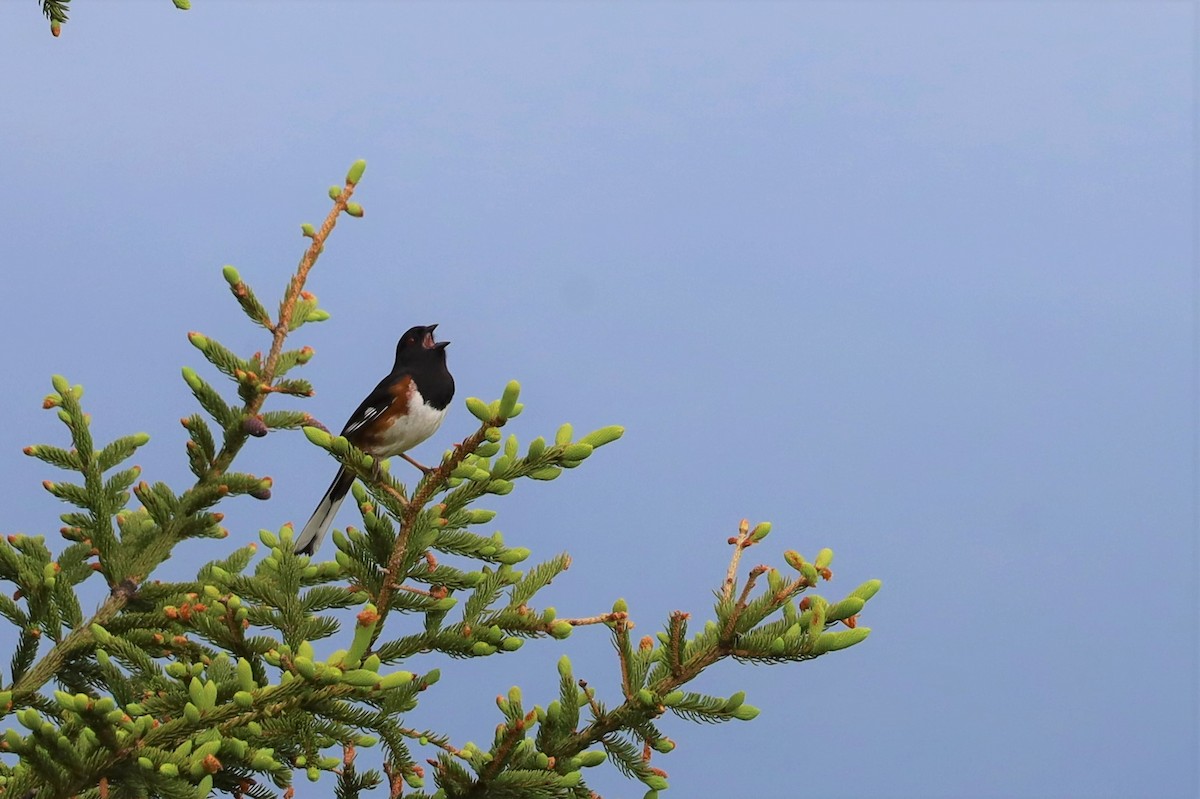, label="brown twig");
[559,612,626,627]
[396,726,463,758]
[349,459,409,509]
[395,584,438,598]
[735,565,768,611]
[579,679,604,720]
[721,518,752,602]
[477,710,536,782]
[721,564,768,642]
[383,761,405,799]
